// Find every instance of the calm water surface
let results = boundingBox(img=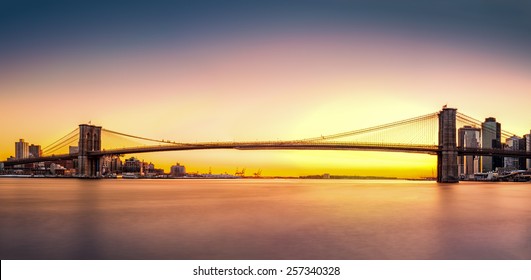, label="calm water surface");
[1,178,530,259]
